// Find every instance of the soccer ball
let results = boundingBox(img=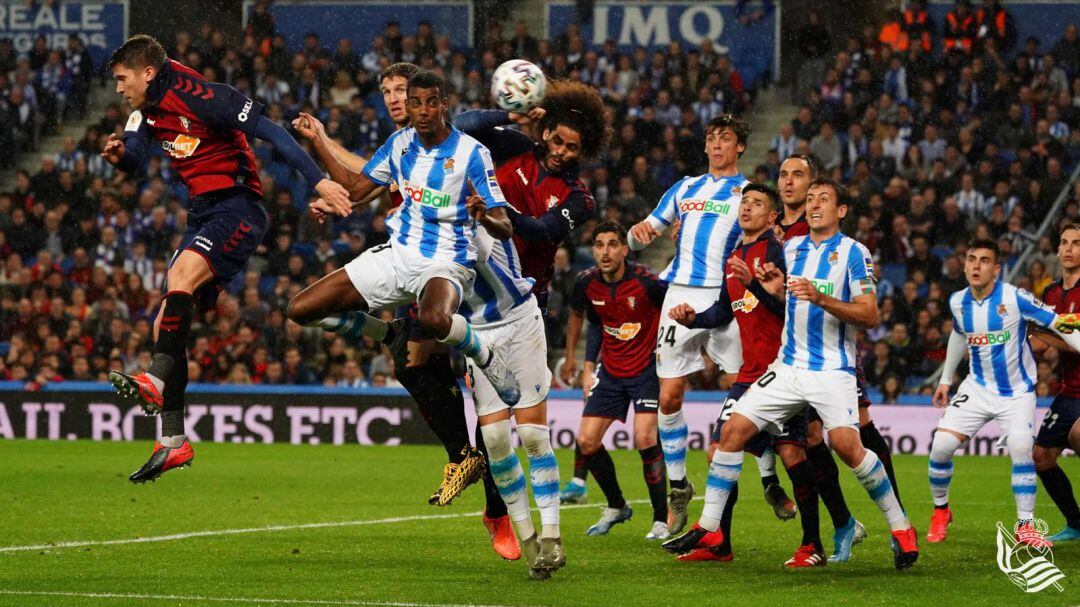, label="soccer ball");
[491,60,547,113]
